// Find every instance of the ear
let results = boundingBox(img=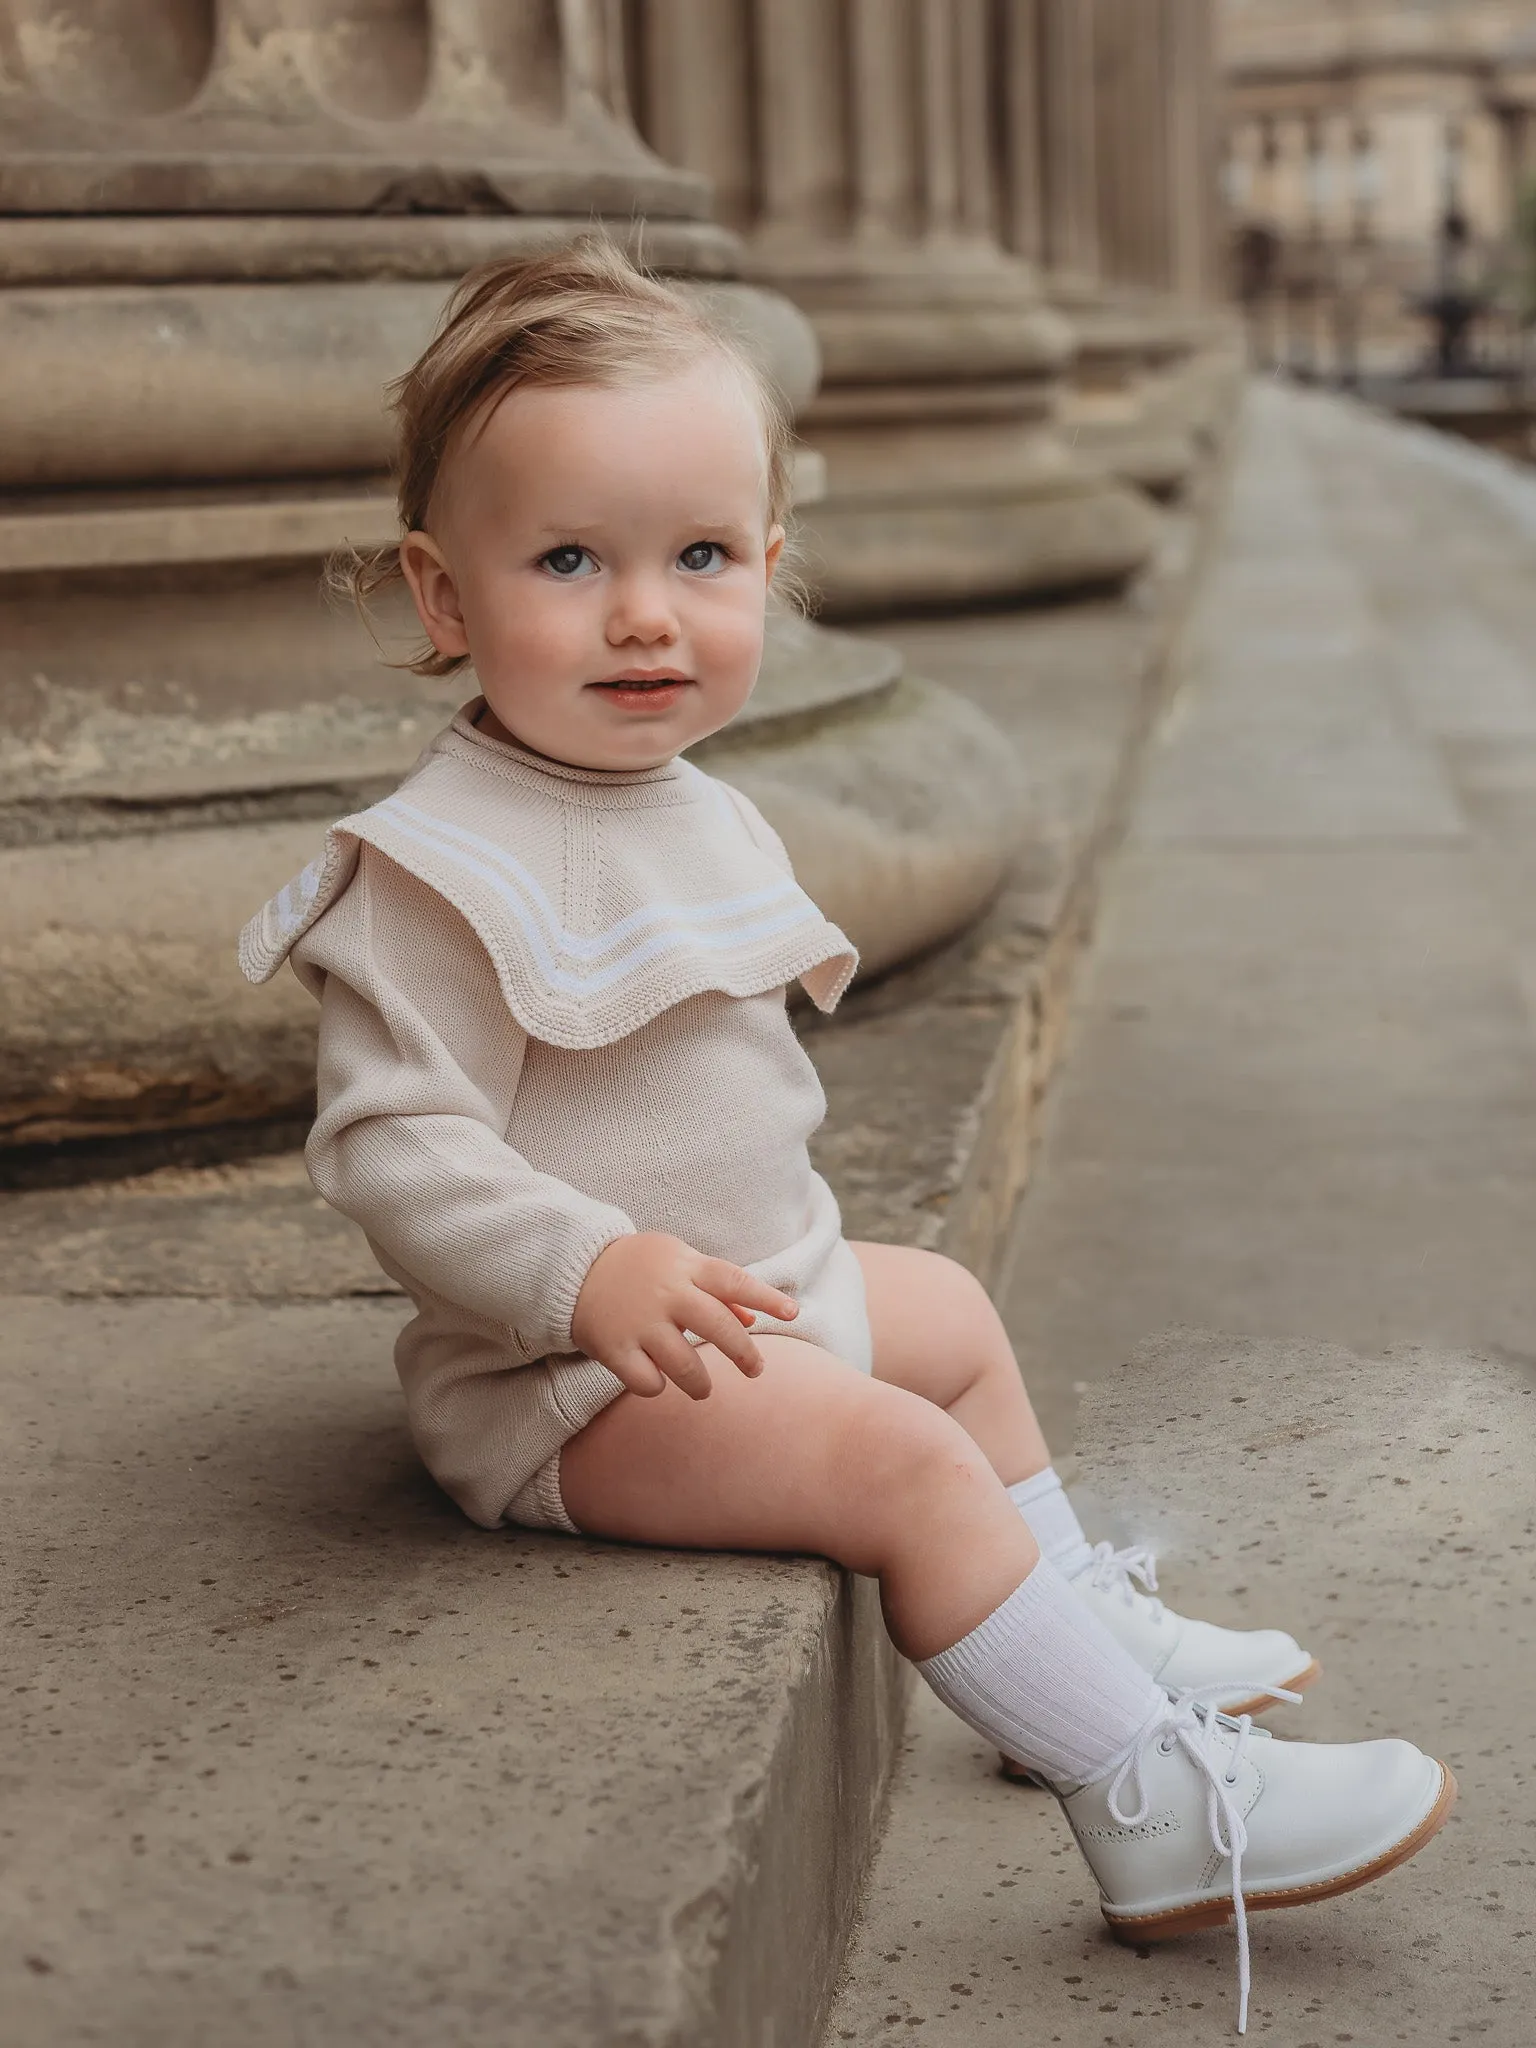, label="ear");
[763,524,786,586]
[399,530,471,661]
